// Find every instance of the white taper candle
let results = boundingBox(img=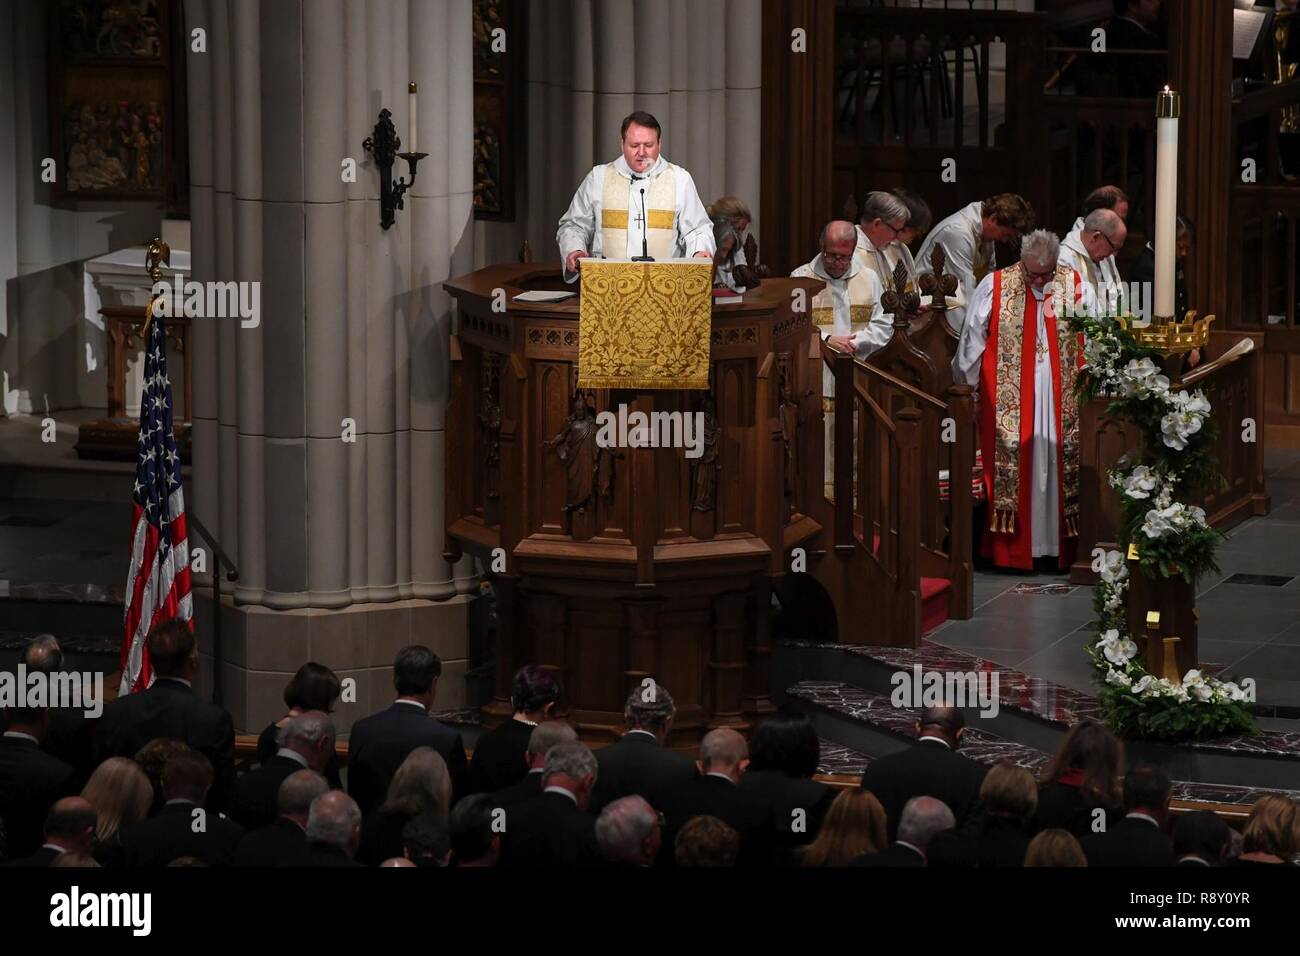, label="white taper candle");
[408,81,418,153]
[1154,87,1180,320]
